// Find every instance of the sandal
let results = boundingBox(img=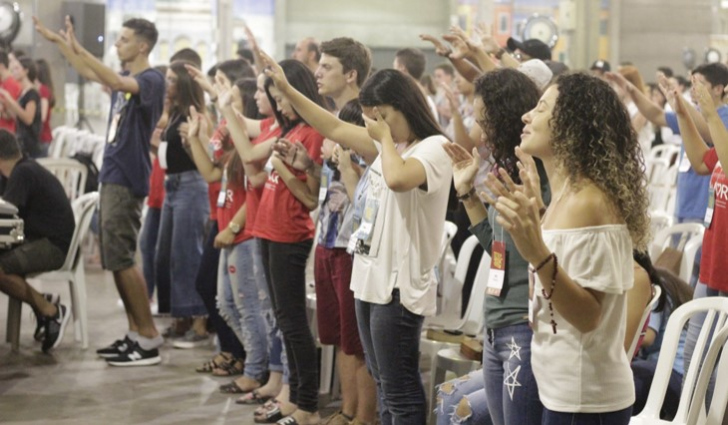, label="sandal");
[196,352,232,373]
[253,404,283,424]
[255,400,280,416]
[219,377,260,394]
[212,358,244,376]
[276,417,300,425]
[236,390,274,405]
